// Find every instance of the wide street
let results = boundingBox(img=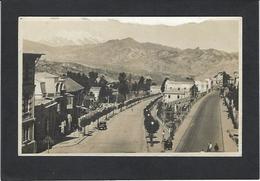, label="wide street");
[47,97,157,153]
[175,91,224,152]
